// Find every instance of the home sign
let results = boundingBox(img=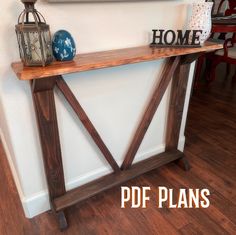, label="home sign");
[150,29,203,48]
